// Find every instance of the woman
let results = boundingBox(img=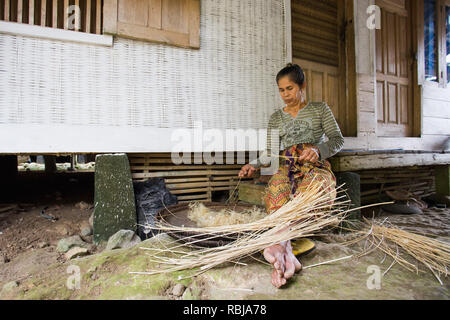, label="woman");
[239,63,344,288]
